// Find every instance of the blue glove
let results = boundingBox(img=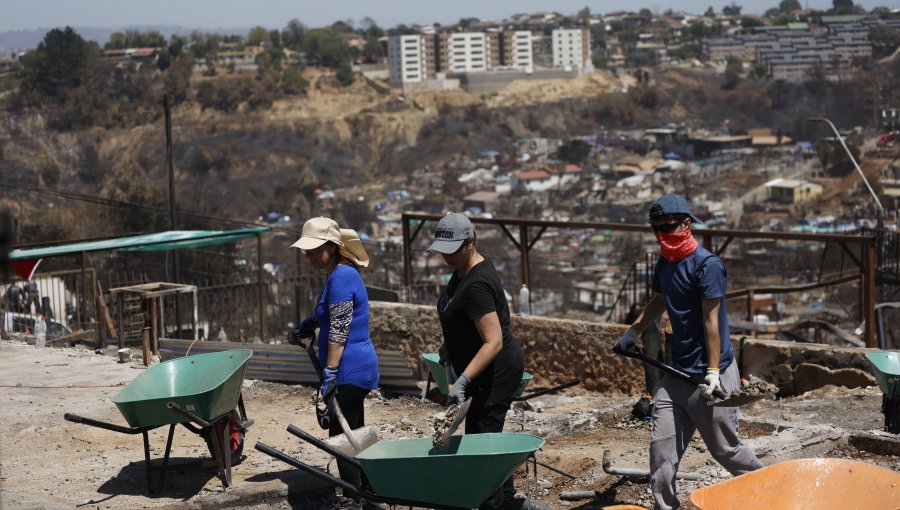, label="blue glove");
[614,328,638,352]
[290,317,317,345]
[321,367,338,398]
[447,374,470,405]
